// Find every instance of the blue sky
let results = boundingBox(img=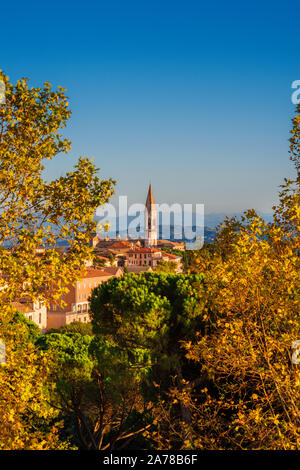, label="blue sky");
[1,0,299,213]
